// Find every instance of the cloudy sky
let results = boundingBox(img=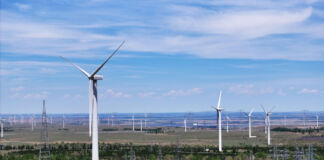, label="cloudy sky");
[1,0,324,114]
